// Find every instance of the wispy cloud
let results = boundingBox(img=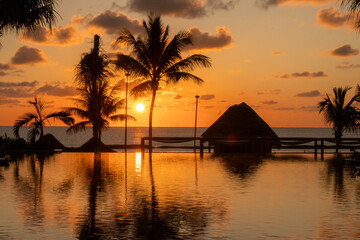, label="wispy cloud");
[277,71,328,78]
[200,94,215,100]
[295,90,321,97]
[262,100,278,105]
[256,0,334,10]
[336,61,360,69]
[329,44,359,57]
[20,24,82,46]
[119,0,239,18]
